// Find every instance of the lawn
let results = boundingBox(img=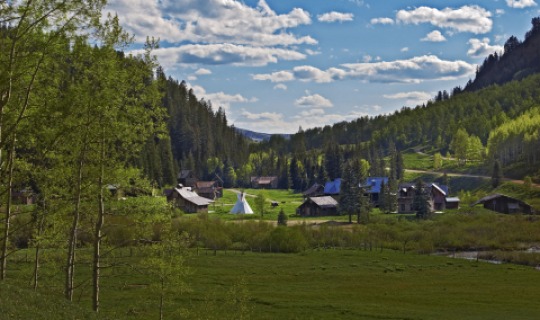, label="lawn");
[205,188,345,222]
[185,250,540,320]
[3,249,540,319]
